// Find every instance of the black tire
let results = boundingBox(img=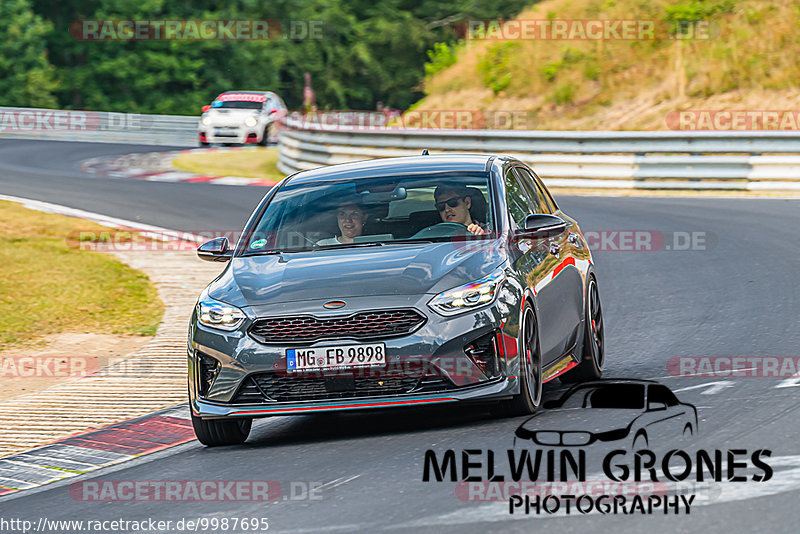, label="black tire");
[259,124,270,146]
[493,305,542,417]
[561,276,604,383]
[191,413,252,446]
